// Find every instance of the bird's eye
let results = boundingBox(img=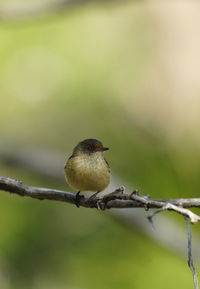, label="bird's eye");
[87,145,94,151]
